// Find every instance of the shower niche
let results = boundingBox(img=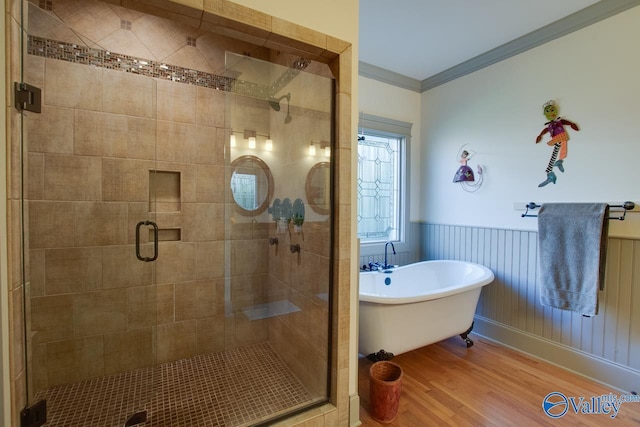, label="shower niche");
[149,170,181,213]
[16,0,336,425]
